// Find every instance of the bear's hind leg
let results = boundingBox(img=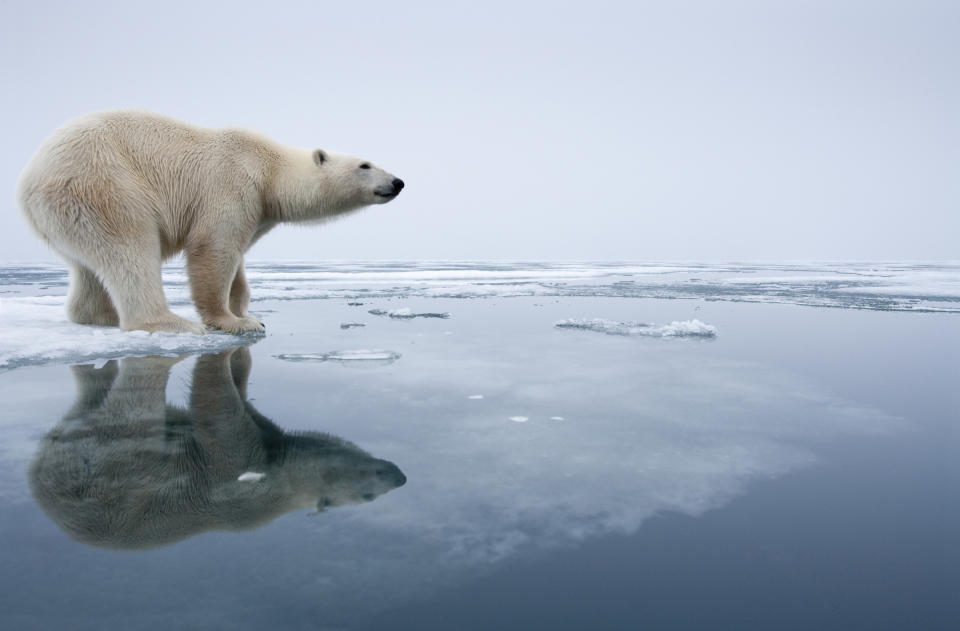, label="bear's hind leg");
[92,244,207,335]
[67,263,120,327]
